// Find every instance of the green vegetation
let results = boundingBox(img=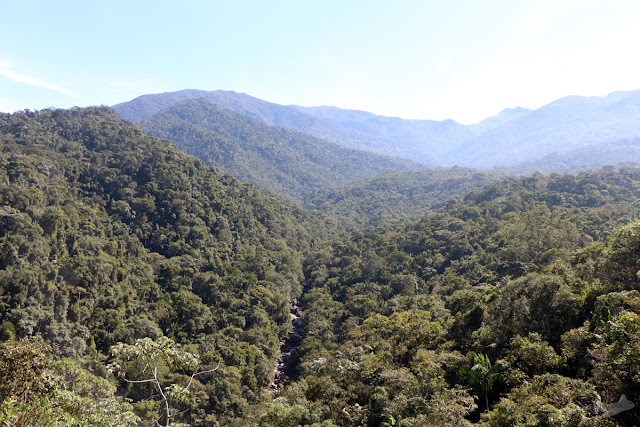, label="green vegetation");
[0,339,139,426]
[108,337,220,426]
[0,106,333,425]
[305,167,503,228]
[2,106,640,425]
[460,353,504,411]
[138,96,499,225]
[278,169,640,425]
